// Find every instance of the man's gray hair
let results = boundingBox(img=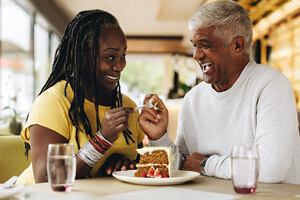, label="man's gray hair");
[188,0,253,55]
